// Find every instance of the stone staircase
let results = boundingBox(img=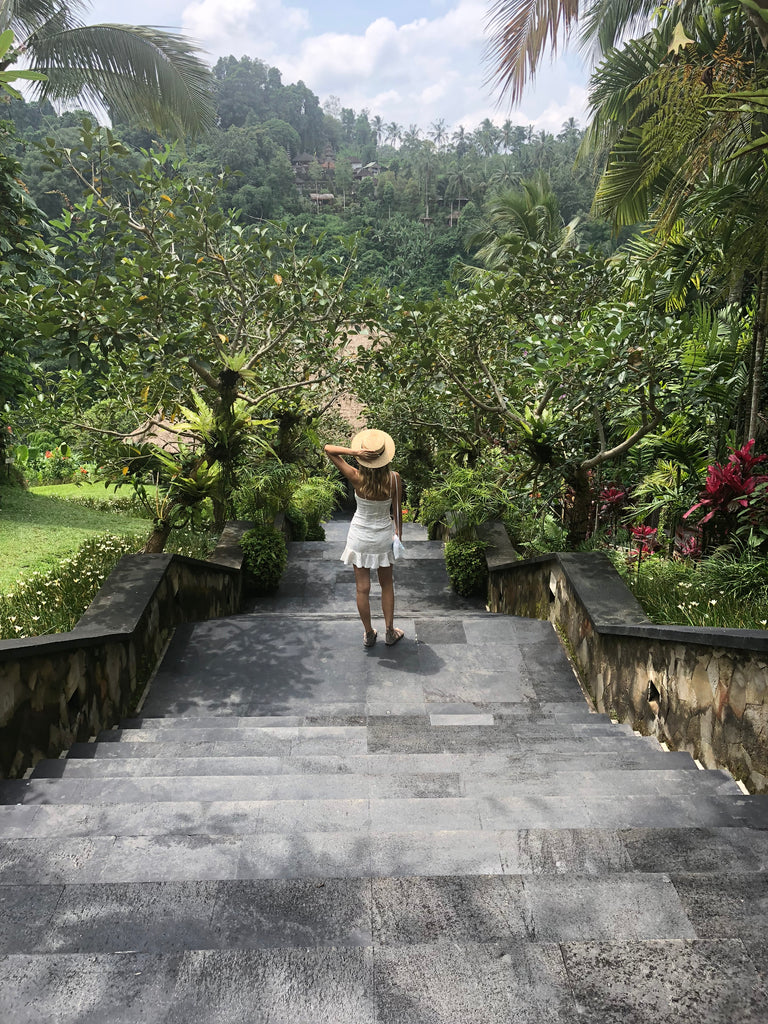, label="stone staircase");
[1,520,767,1021]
